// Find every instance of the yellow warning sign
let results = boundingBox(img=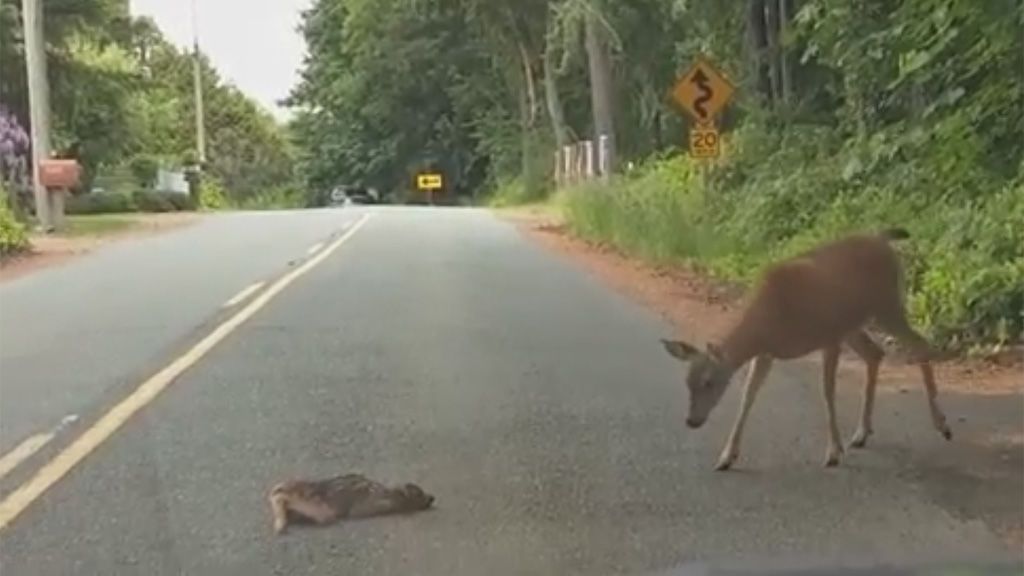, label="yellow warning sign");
[689,125,720,159]
[673,56,735,124]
